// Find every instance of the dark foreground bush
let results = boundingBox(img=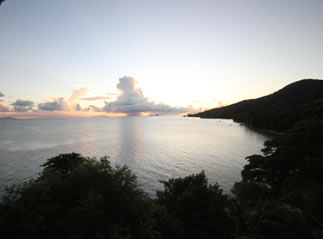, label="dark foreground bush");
[0,153,235,239]
[0,153,160,239]
[156,171,234,239]
[232,120,323,239]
